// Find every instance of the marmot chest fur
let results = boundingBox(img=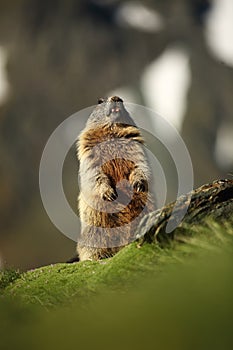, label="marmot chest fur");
[77,96,155,261]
